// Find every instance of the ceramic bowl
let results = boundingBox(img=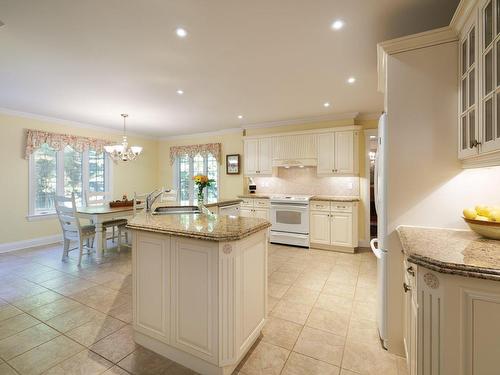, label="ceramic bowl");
[463,217,500,240]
